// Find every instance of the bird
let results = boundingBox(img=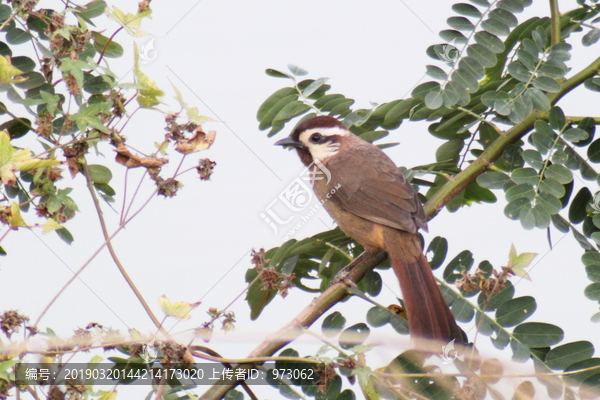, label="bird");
[275,115,464,345]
